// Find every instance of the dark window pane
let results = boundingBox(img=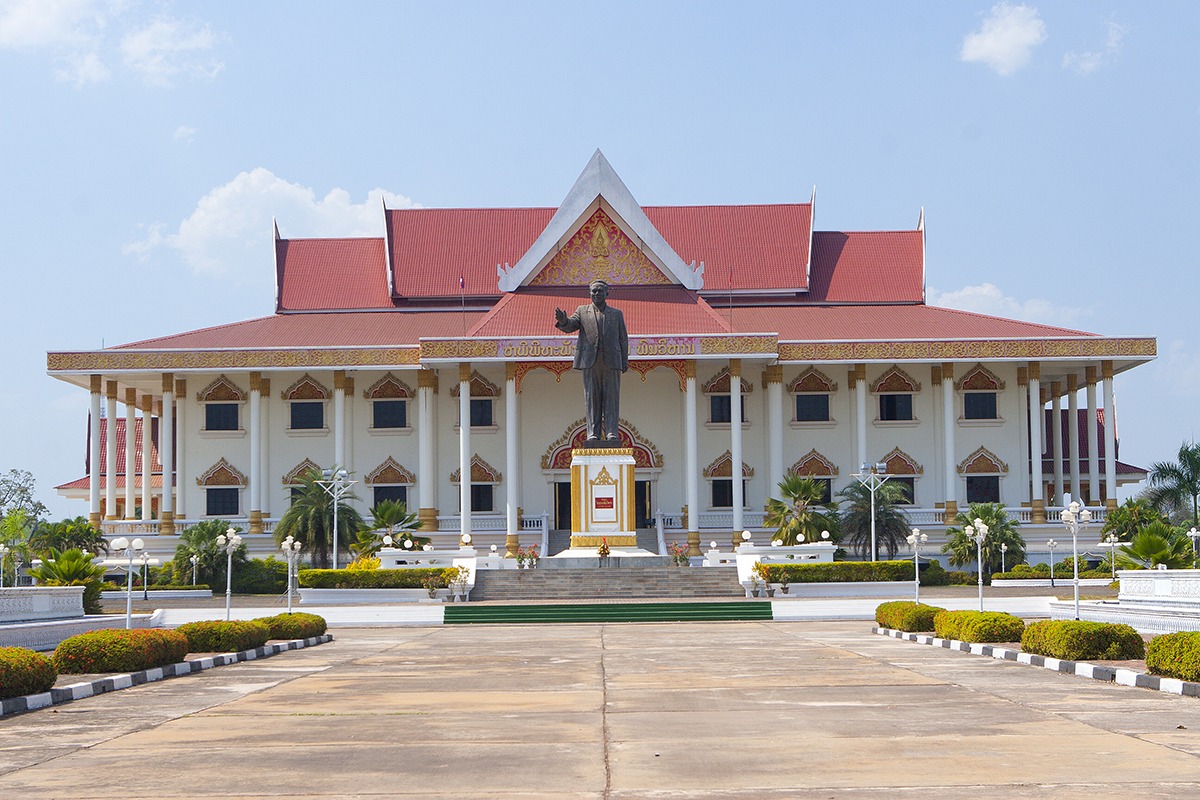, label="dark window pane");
[373,399,407,429]
[470,398,493,427]
[964,392,997,420]
[879,394,913,421]
[710,395,731,423]
[815,478,832,504]
[291,401,324,429]
[892,478,915,505]
[205,403,239,431]
[206,487,239,516]
[289,487,303,502]
[966,475,1000,504]
[712,478,733,508]
[374,485,408,506]
[470,484,494,512]
[795,394,830,422]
